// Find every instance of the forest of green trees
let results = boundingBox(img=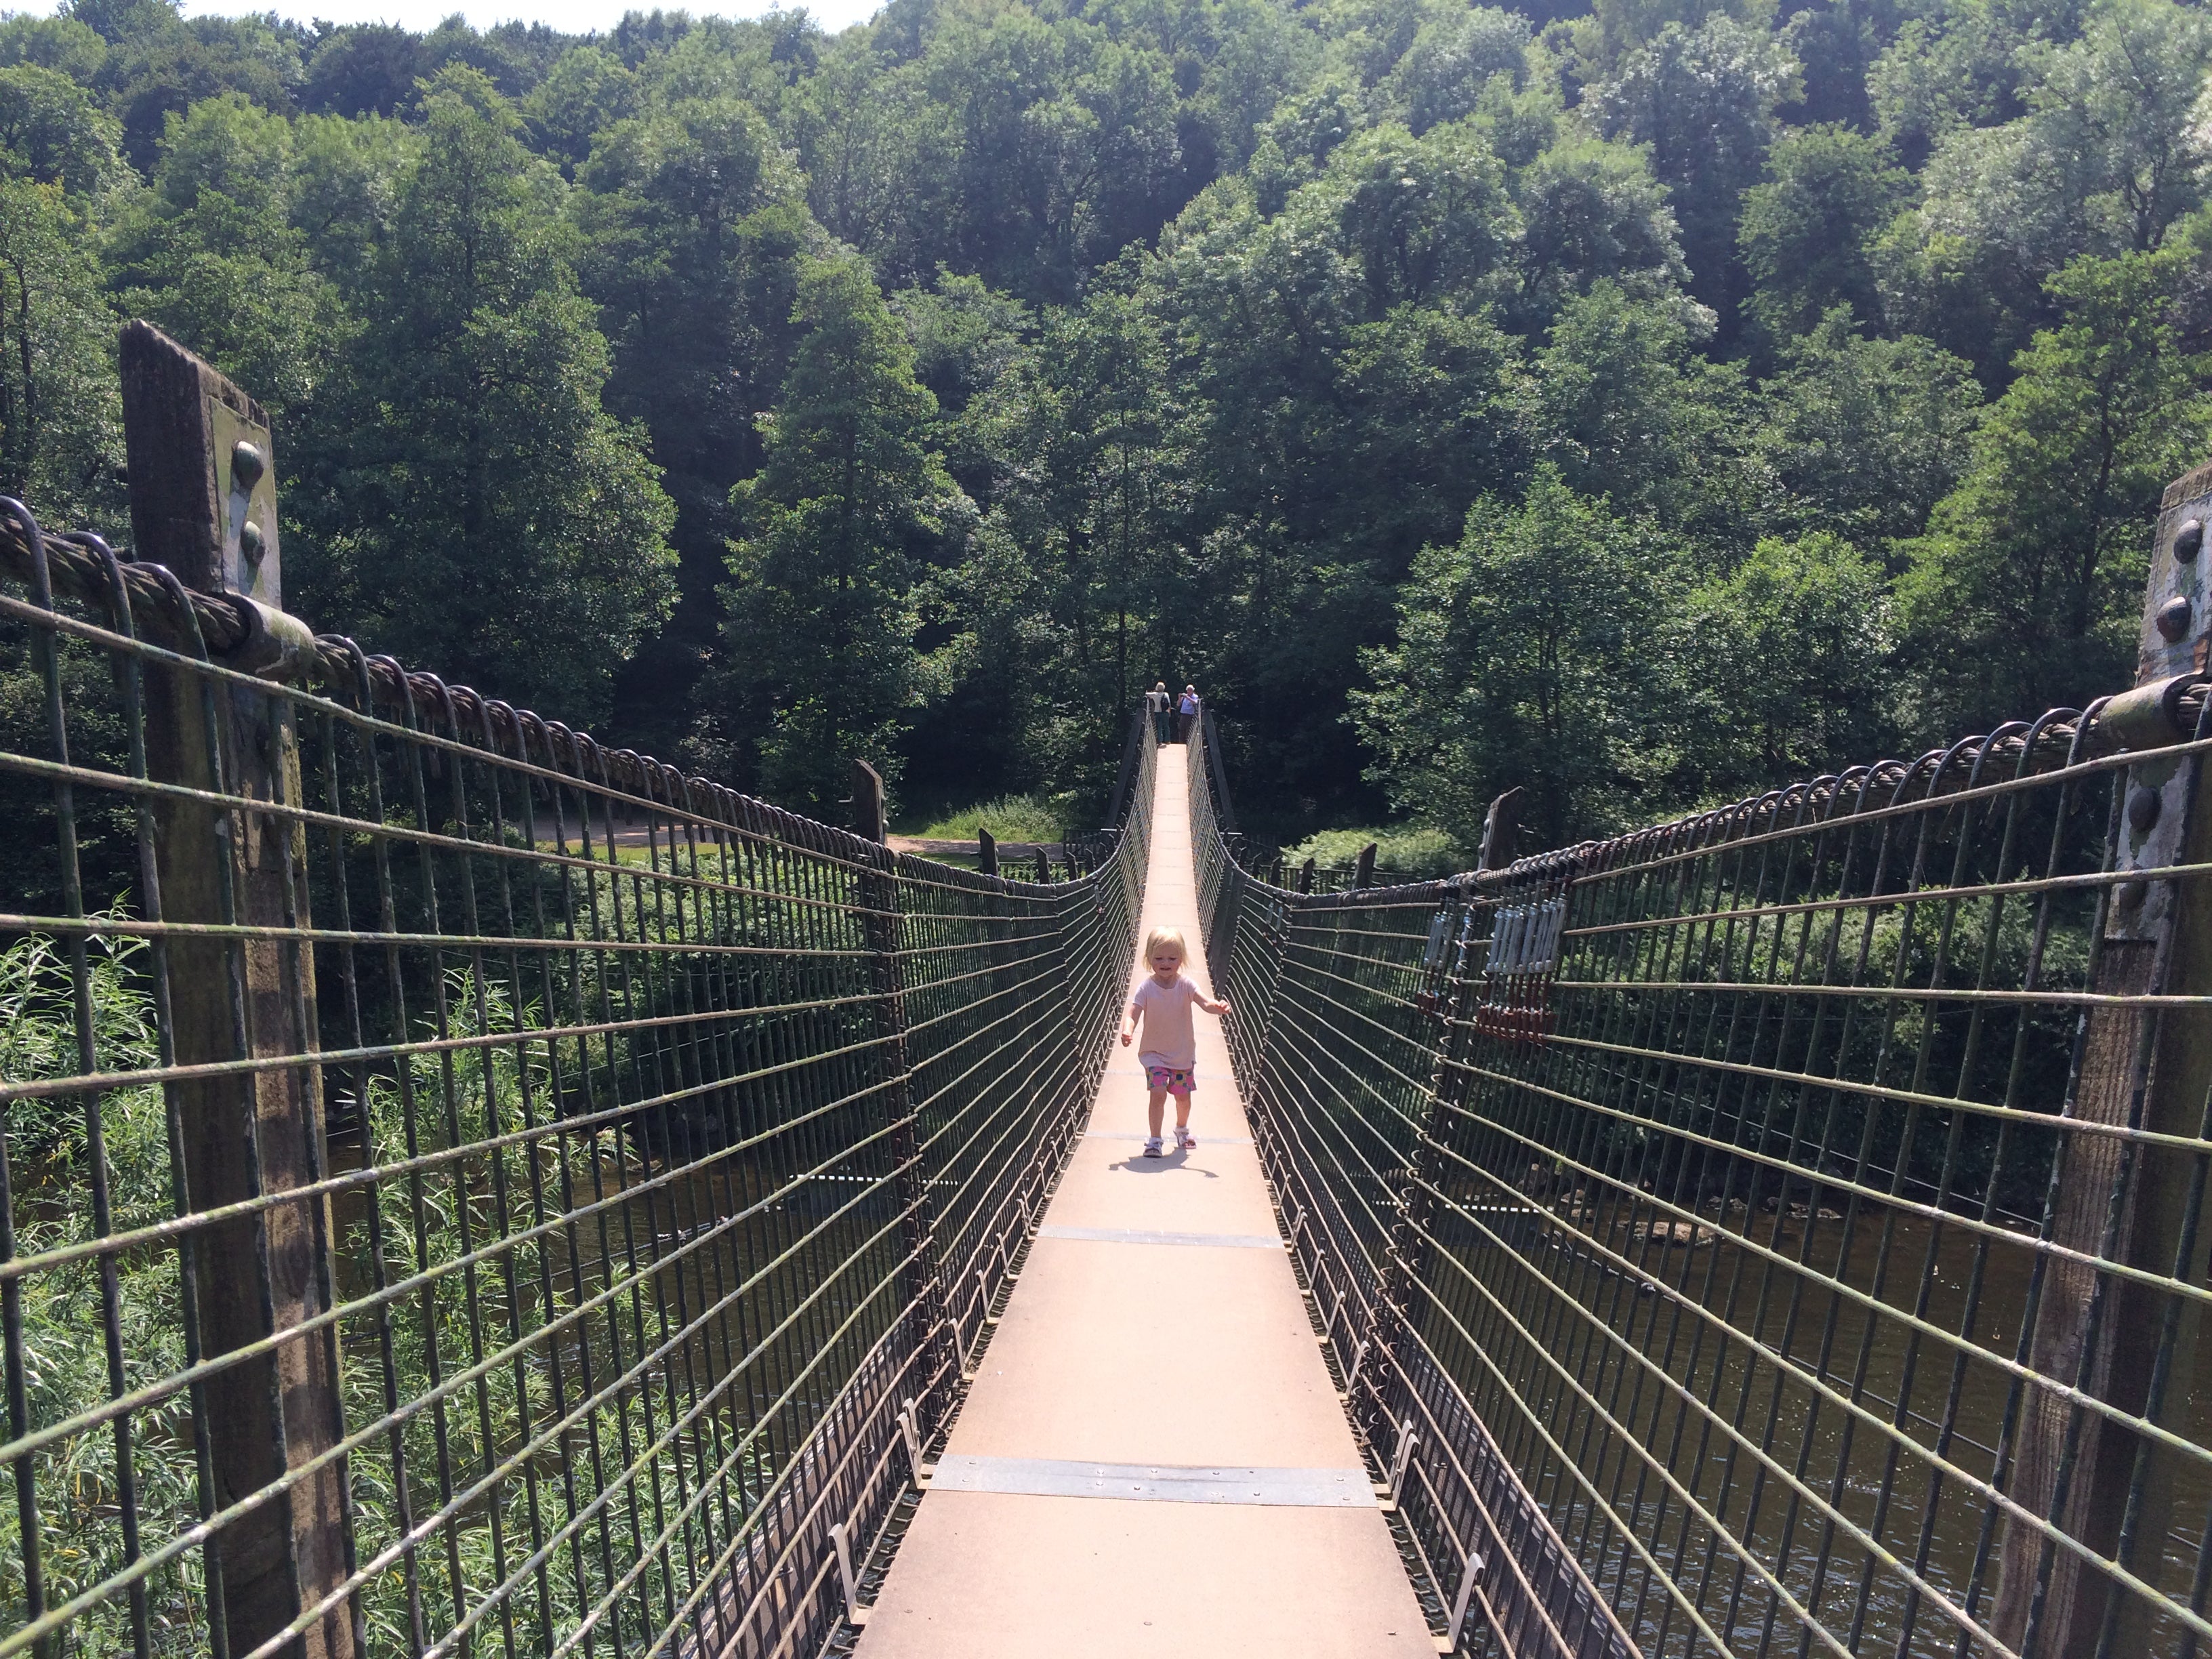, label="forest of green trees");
[0,0,2206,848]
